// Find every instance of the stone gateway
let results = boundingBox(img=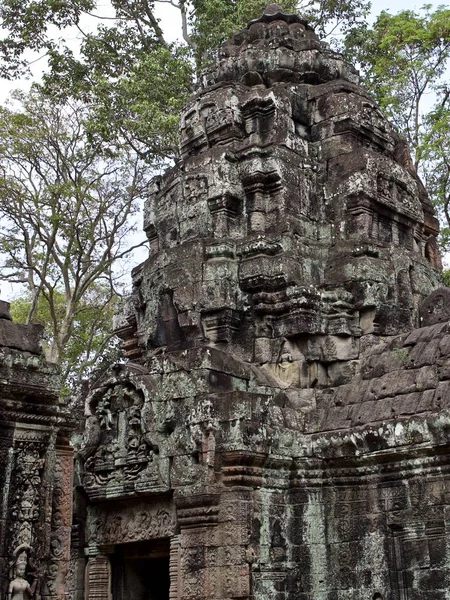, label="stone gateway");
[2,5,450,600]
